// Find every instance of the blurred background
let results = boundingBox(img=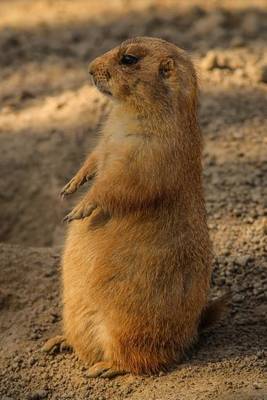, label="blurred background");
[0,1,266,399]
